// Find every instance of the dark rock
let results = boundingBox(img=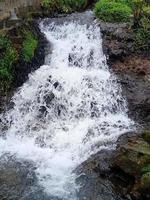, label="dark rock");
[114,134,150,177]
[43,92,55,106]
[100,20,150,76]
[100,22,135,61]
[0,155,50,200]
[77,149,115,174]
[39,105,47,113]
[77,131,150,200]
[76,149,134,200]
[53,81,59,88]
[117,73,150,126]
[38,105,47,118]
[113,132,150,200]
